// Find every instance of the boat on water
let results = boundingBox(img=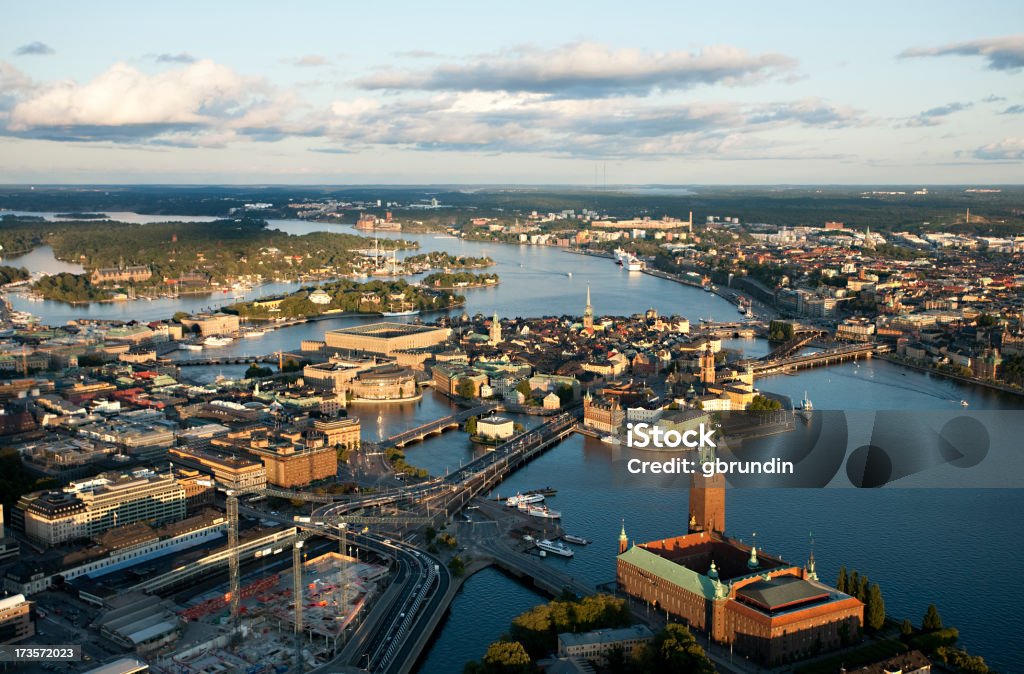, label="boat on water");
[243,329,267,338]
[601,435,621,445]
[381,308,420,317]
[562,534,590,545]
[202,336,233,347]
[626,256,644,272]
[527,504,561,519]
[613,247,627,265]
[506,492,545,508]
[960,400,969,407]
[537,539,573,557]
[797,391,813,421]
[179,343,203,352]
